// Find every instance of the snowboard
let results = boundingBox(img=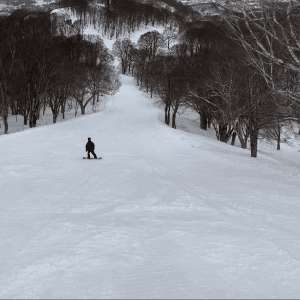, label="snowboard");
[83,157,102,159]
